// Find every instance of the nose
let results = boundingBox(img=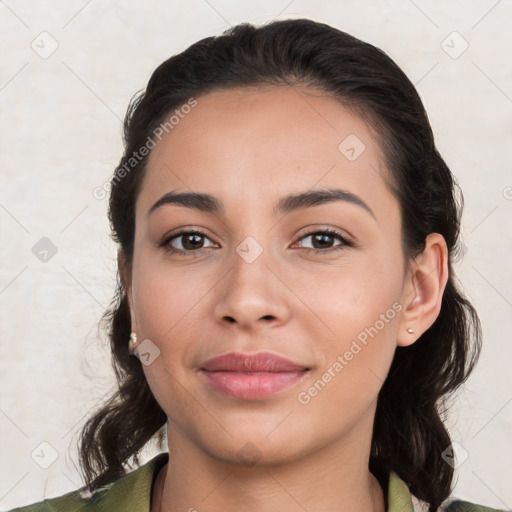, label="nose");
[212,242,291,332]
